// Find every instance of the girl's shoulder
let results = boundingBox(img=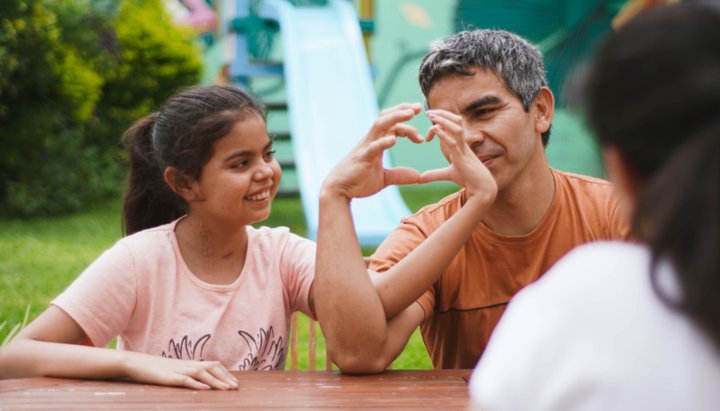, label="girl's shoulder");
[246,225,316,265]
[247,225,313,246]
[115,220,178,257]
